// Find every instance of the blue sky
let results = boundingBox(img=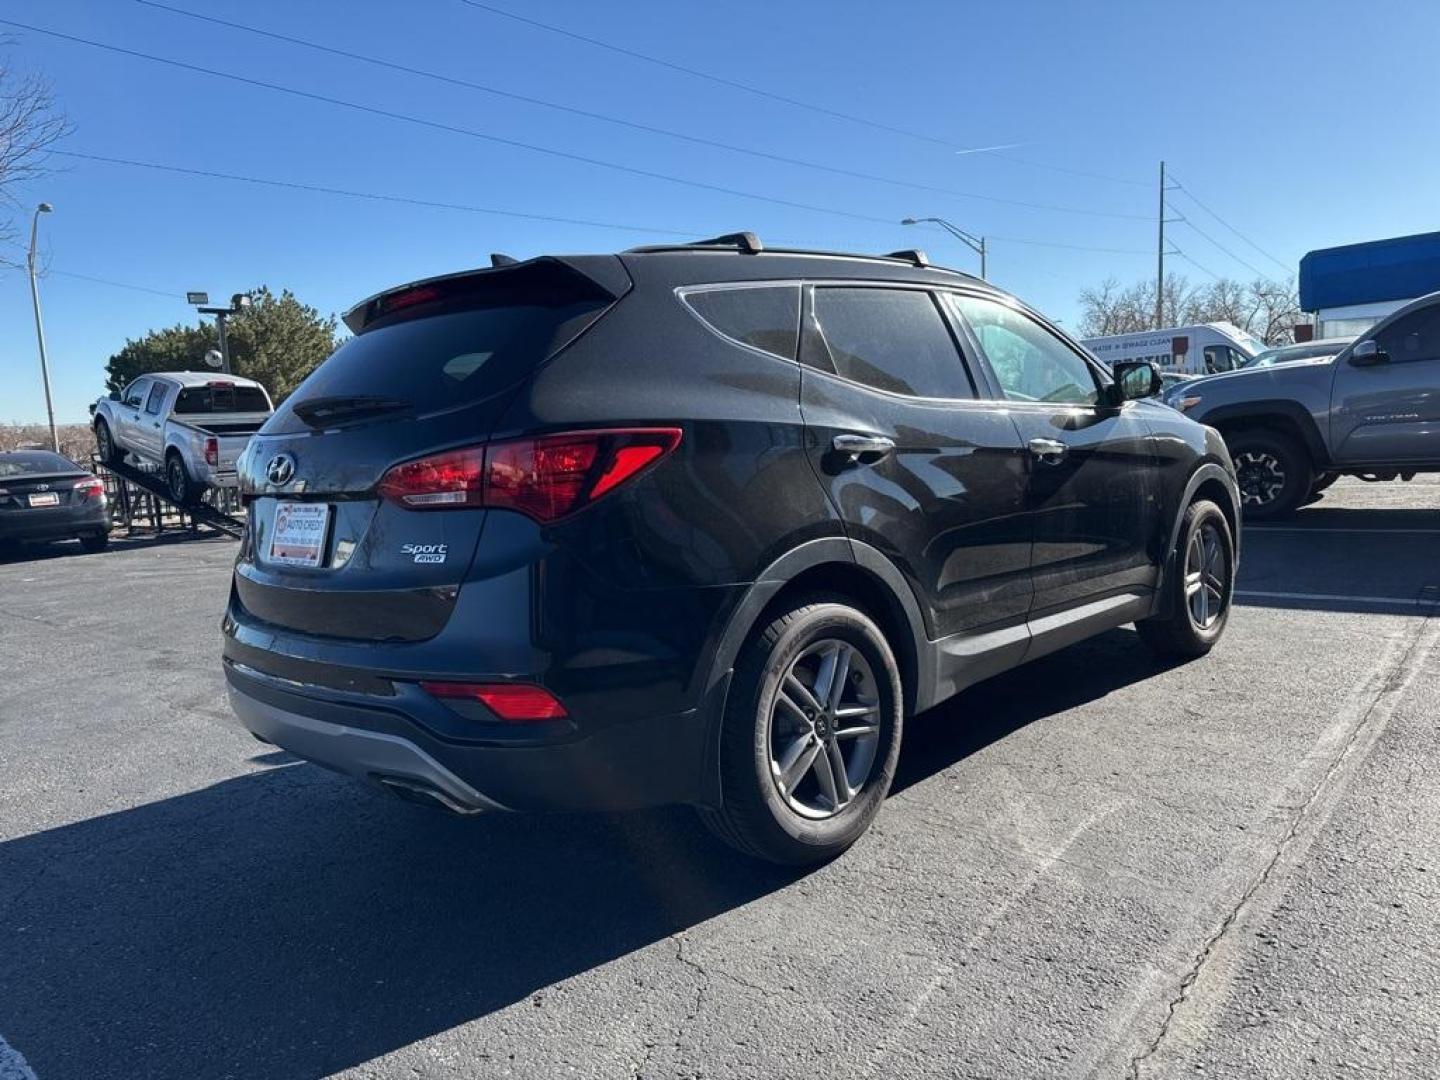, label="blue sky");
[2,0,1436,424]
